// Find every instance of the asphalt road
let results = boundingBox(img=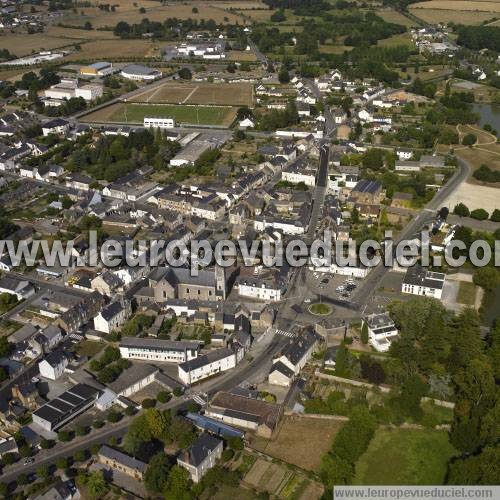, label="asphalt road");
[305,144,329,245]
[352,156,471,309]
